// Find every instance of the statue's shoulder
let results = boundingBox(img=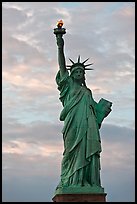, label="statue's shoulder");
[56,70,70,86]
